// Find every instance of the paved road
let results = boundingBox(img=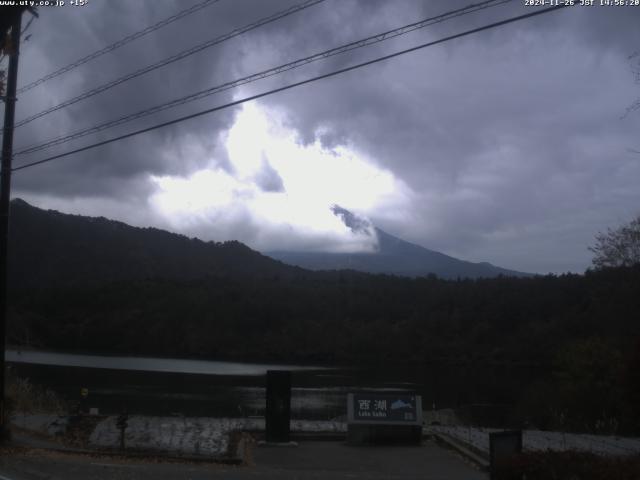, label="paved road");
[0,440,487,479]
[250,440,487,479]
